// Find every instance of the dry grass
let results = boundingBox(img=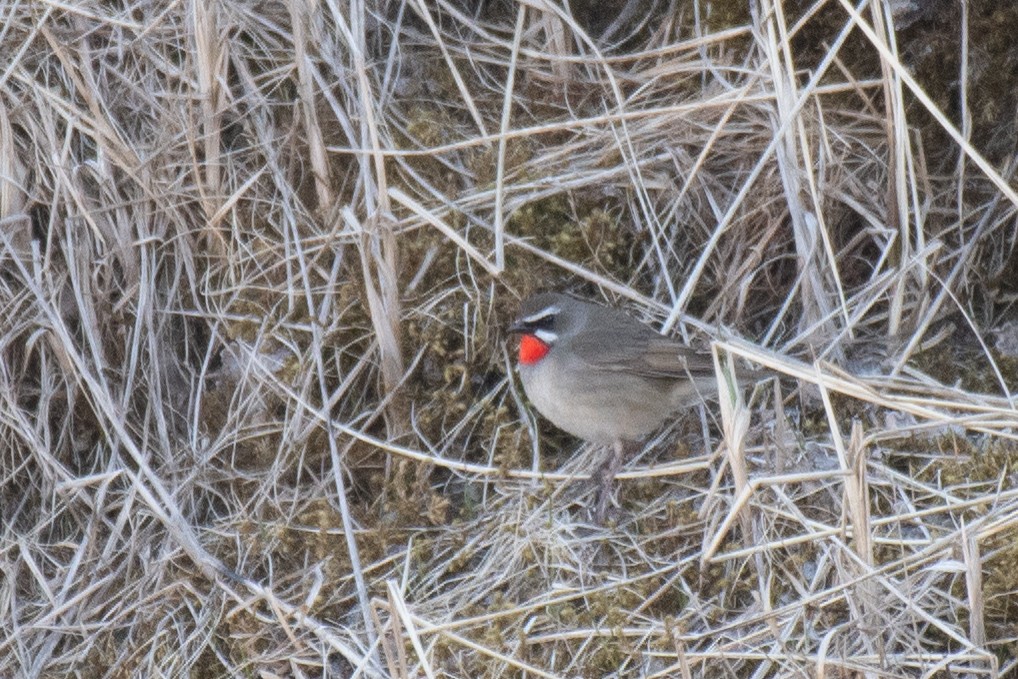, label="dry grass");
[2,0,1018,677]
